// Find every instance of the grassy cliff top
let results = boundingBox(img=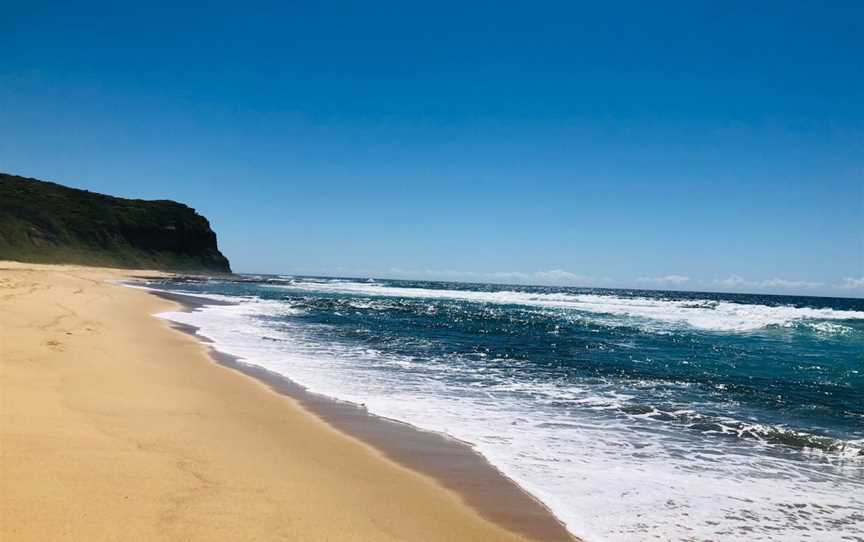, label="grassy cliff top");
[0,173,231,273]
